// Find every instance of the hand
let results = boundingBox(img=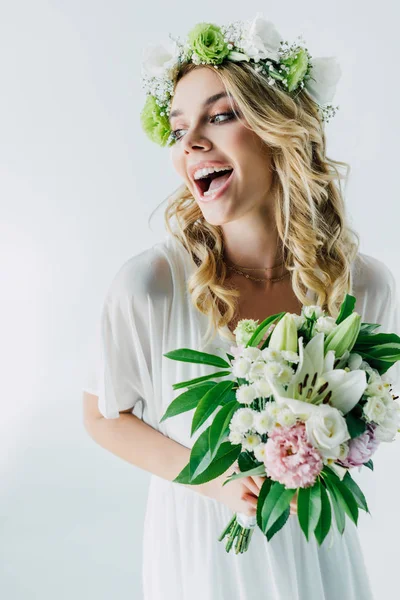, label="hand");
[232,464,298,516]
